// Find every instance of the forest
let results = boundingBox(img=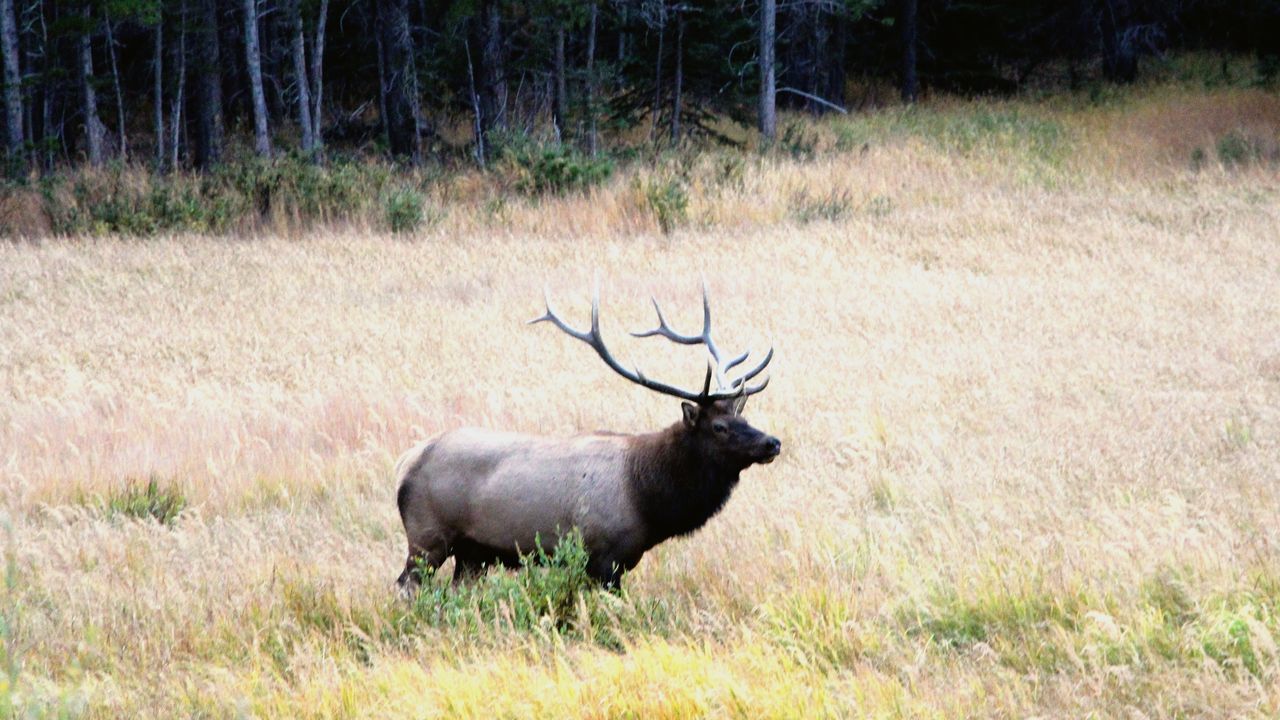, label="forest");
[1,0,1278,176]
